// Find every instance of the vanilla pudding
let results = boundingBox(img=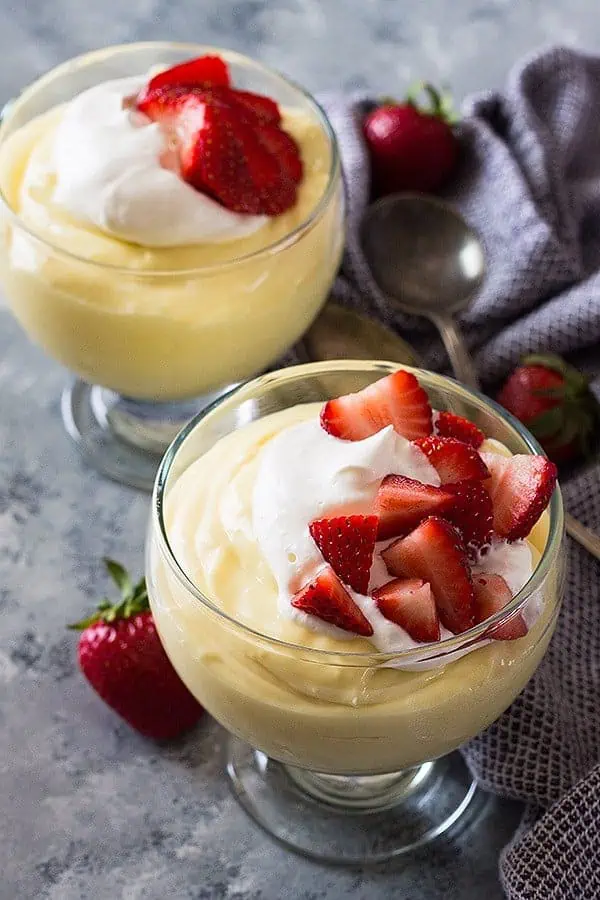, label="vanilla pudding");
[147,370,564,775]
[0,45,343,400]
